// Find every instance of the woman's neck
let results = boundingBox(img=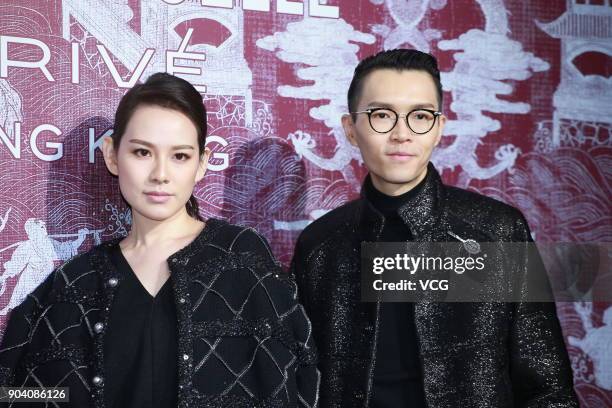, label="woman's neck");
[122,209,205,250]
